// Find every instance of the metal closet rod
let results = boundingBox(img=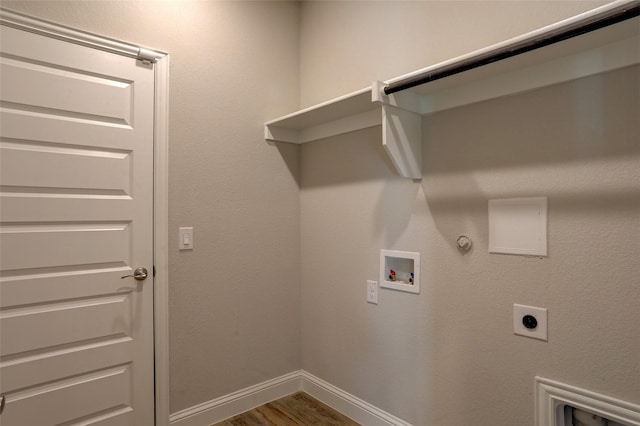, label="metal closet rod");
[383,1,640,95]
